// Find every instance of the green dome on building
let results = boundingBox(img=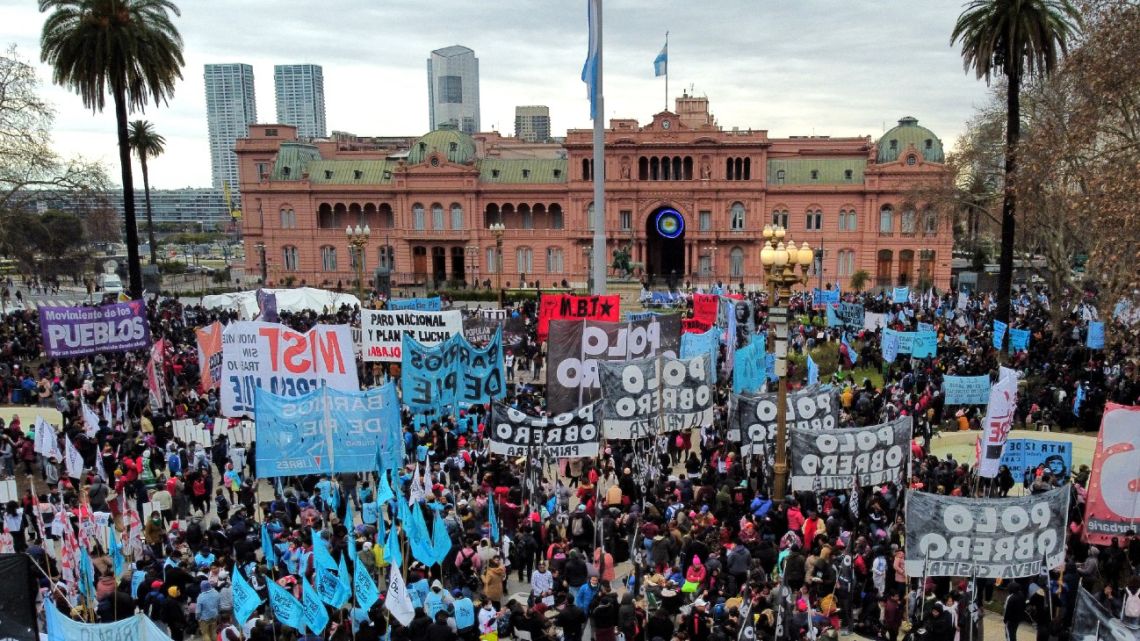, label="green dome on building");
[408,126,477,164]
[877,117,944,164]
